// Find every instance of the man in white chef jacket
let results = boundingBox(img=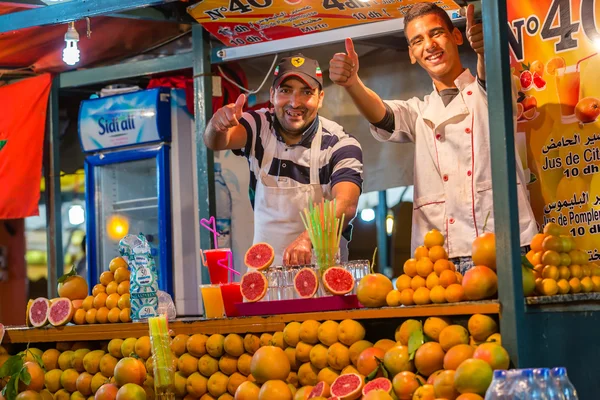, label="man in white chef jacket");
[329,3,537,273]
[204,55,363,267]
